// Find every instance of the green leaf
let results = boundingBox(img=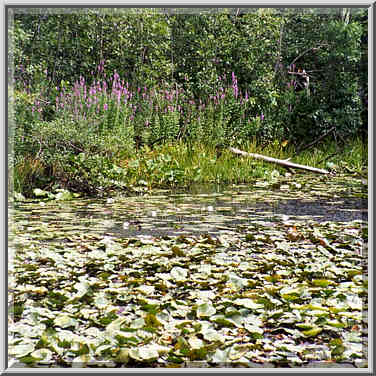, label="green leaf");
[311,279,334,287]
[170,266,188,281]
[301,327,322,337]
[54,314,77,329]
[9,343,35,358]
[233,298,263,310]
[196,302,216,318]
[210,348,231,363]
[129,345,159,361]
[105,317,128,335]
[30,348,53,363]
